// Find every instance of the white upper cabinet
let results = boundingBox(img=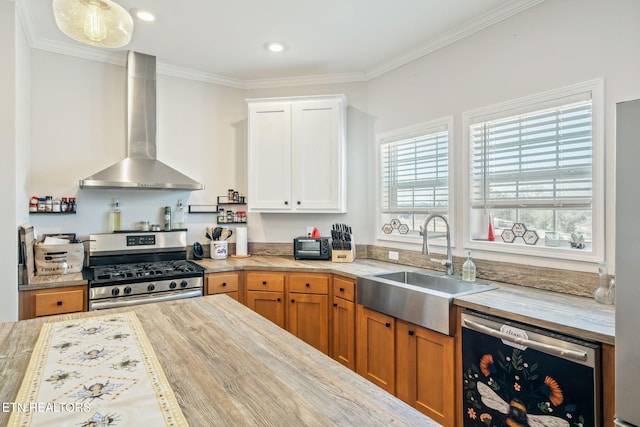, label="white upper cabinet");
[247,95,347,213]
